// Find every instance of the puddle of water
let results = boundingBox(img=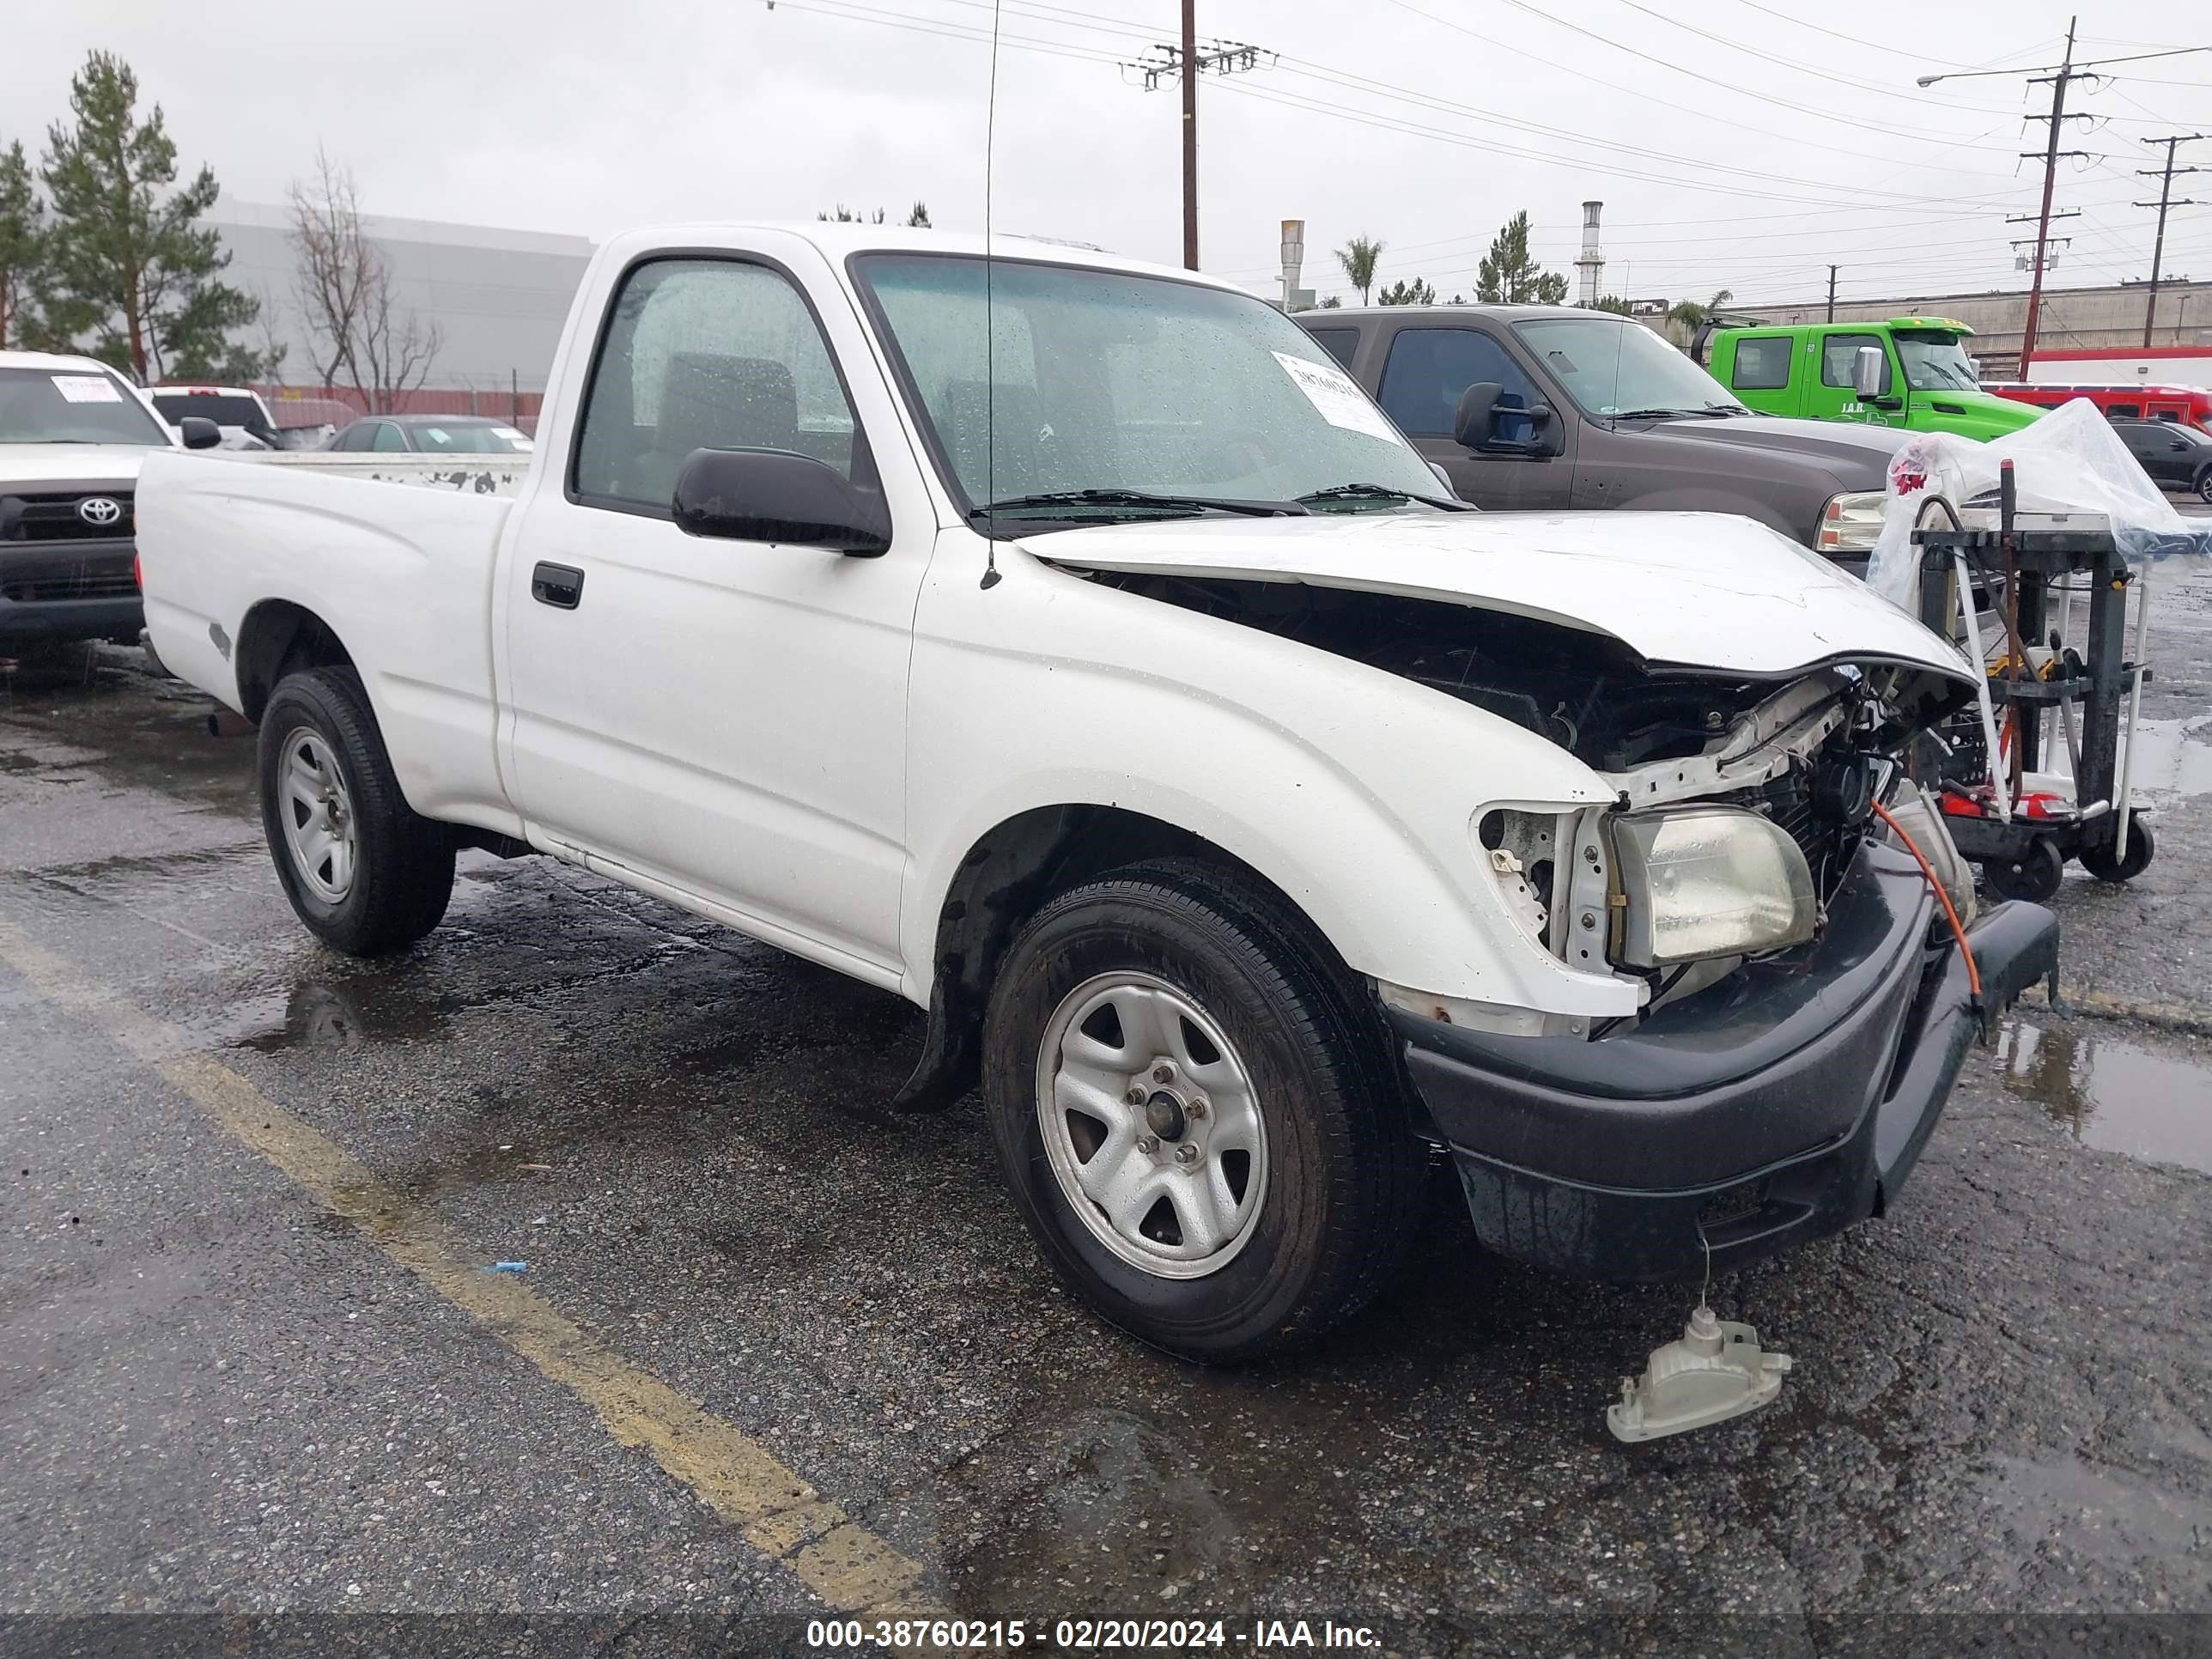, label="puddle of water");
[2022,712,2212,803]
[1995,1018,2212,1174]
